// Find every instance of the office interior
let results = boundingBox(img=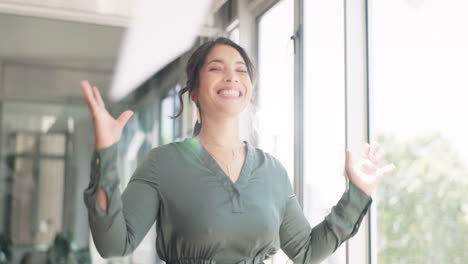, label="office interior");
[0,0,467,263]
